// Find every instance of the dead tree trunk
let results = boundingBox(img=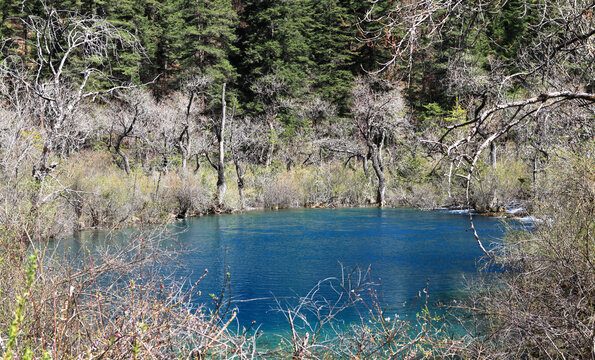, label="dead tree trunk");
[179,93,194,173]
[216,84,227,206]
[447,161,454,200]
[113,107,138,175]
[234,159,246,209]
[229,106,246,210]
[367,142,386,207]
[115,142,131,175]
[194,154,201,174]
[265,116,275,168]
[490,141,497,168]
